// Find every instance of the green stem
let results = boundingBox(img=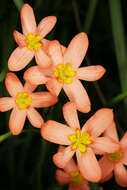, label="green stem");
[13,0,24,11]
[72,0,82,31]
